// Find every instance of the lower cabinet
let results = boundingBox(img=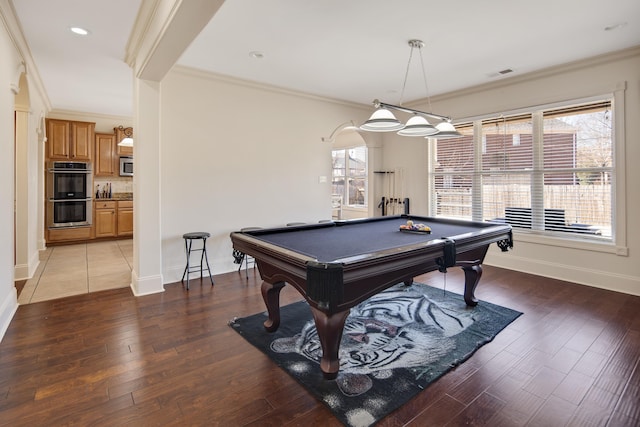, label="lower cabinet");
[48,226,92,243]
[94,201,117,238]
[117,201,133,236]
[46,200,133,244]
[94,200,133,238]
